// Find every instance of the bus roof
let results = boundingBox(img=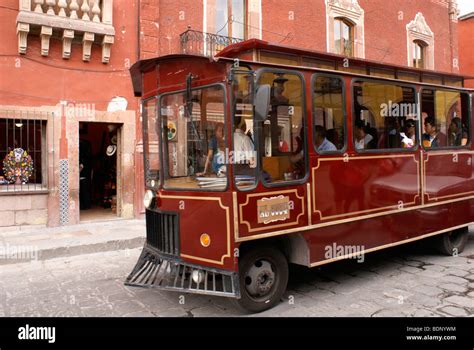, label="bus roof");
[130,54,214,97]
[130,40,473,97]
[215,39,471,85]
